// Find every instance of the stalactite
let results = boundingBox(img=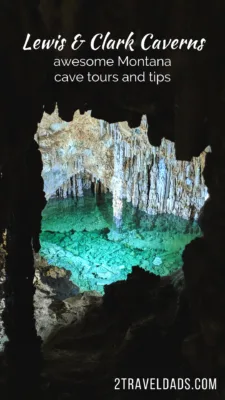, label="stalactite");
[62,182,67,198]
[99,120,106,137]
[111,124,124,228]
[39,112,208,220]
[72,175,76,197]
[119,137,208,219]
[96,180,100,194]
[69,177,73,196]
[66,180,70,196]
[76,173,83,197]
